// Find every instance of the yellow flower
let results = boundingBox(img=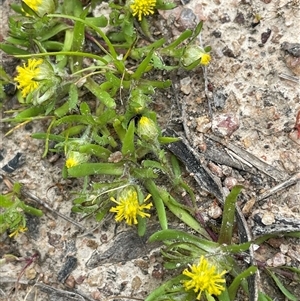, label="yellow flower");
[9,226,28,238]
[22,0,56,16]
[182,256,227,300]
[14,58,43,98]
[23,0,42,12]
[137,116,159,141]
[130,0,156,21]
[66,157,78,169]
[110,187,153,225]
[200,53,211,66]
